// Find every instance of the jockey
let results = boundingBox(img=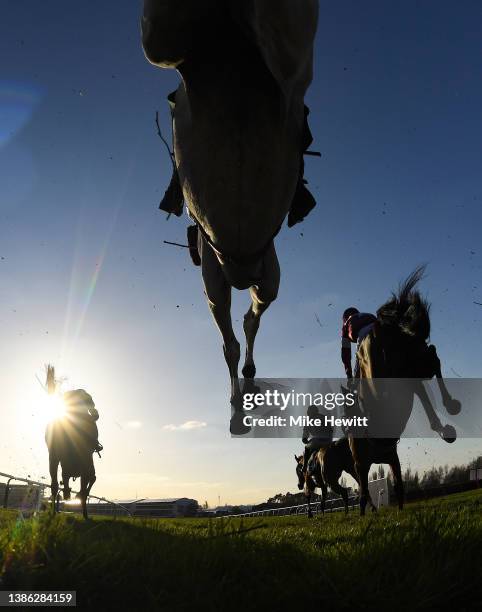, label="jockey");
[341,308,377,379]
[301,405,333,474]
[63,390,103,455]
